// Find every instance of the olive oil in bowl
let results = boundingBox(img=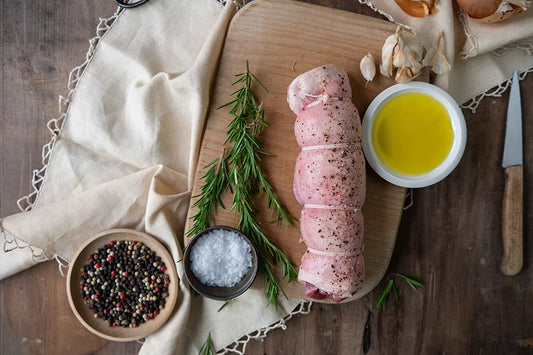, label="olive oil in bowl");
[371,92,454,176]
[362,82,467,188]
